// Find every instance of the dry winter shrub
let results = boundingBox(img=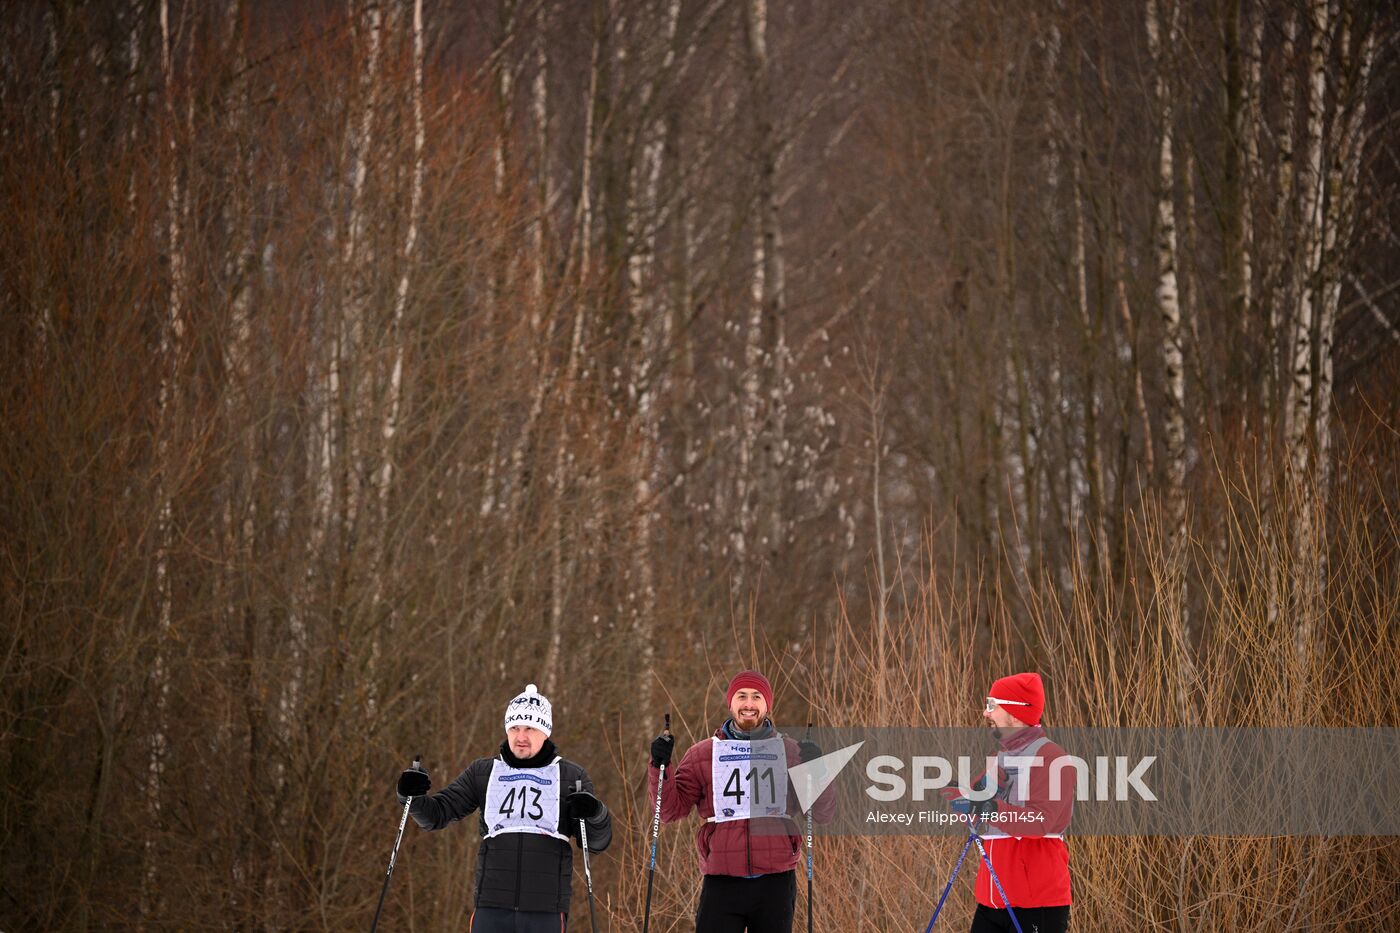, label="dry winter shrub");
[798,453,1395,930]
[618,432,1398,932]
